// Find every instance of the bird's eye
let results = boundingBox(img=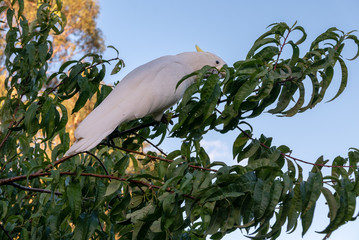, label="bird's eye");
[216,60,220,64]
